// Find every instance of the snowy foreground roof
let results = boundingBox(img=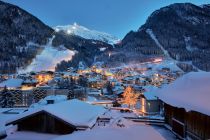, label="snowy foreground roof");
[0,78,23,88]
[53,124,165,140]
[7,99,106,128]
[157,72,210,116]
